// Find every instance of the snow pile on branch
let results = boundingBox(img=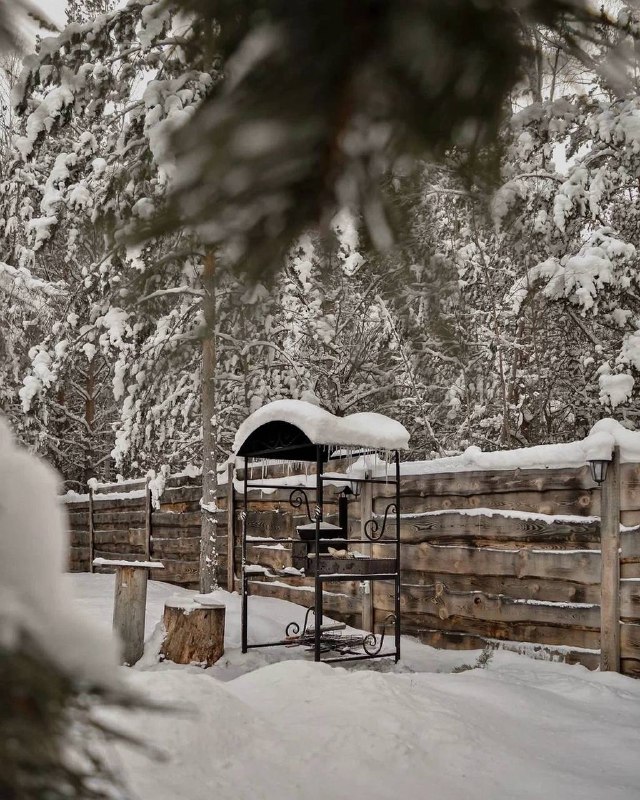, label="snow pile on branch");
[599,374,634,409]
[528,229,636,312]
[233,399,410,453]
[0,417,117,684]
[0,261,65,310]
